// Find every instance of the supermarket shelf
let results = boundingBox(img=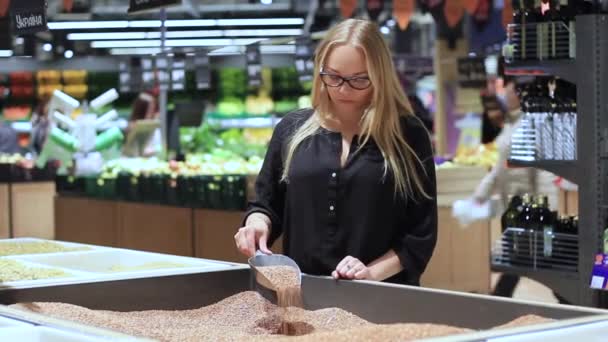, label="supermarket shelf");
[206,116,282,129]
[507,159,579,184]
[491,263,580,303]
[504,60,577,84]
